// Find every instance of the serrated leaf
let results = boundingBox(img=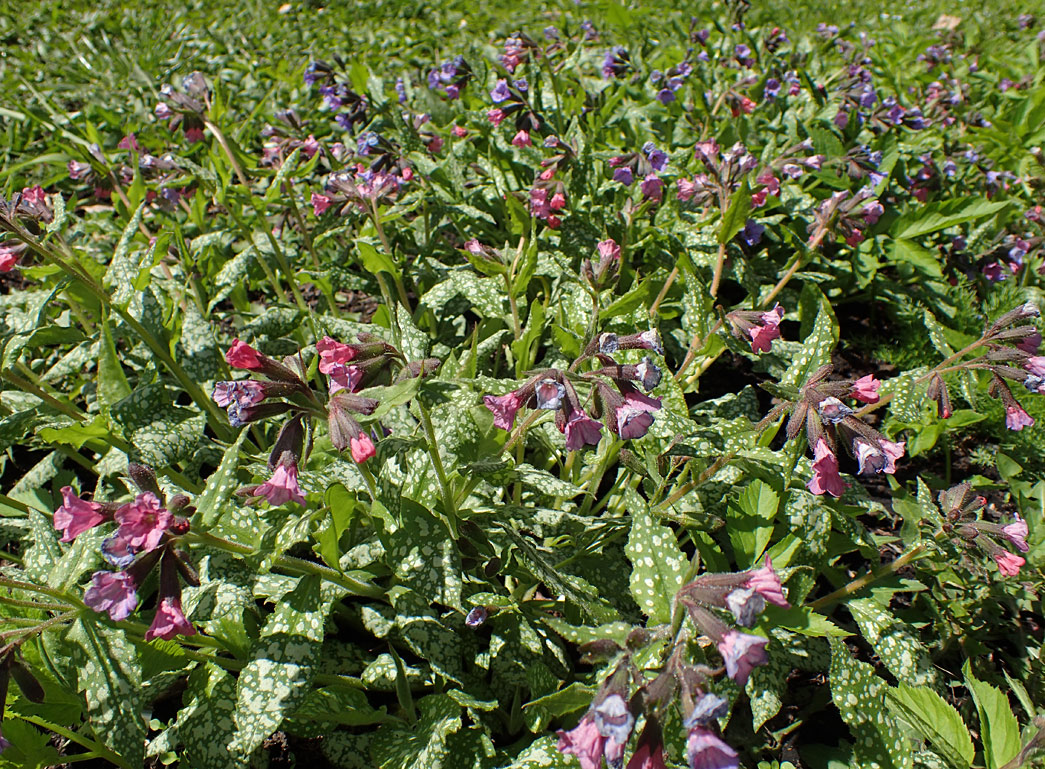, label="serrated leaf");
[886,683,973,769]
[626,492,686,624]
[962,661,1021,769]
[68,619,145,768]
